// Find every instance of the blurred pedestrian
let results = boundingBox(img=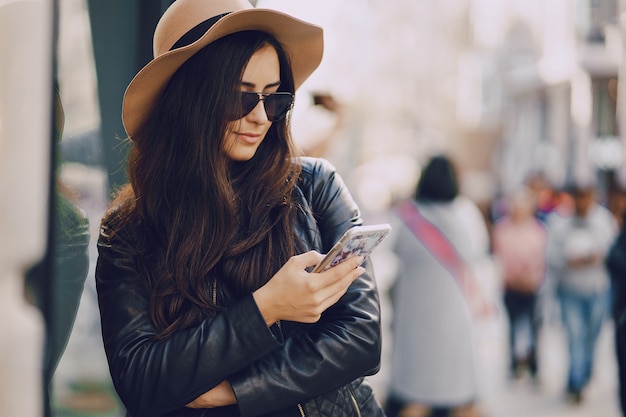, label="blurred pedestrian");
[292,91,346,158]
[492,186,547,381]
[547,182,618,403]
[523,172,570,224]
[385,155,489,417]
[607,210,626,416]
